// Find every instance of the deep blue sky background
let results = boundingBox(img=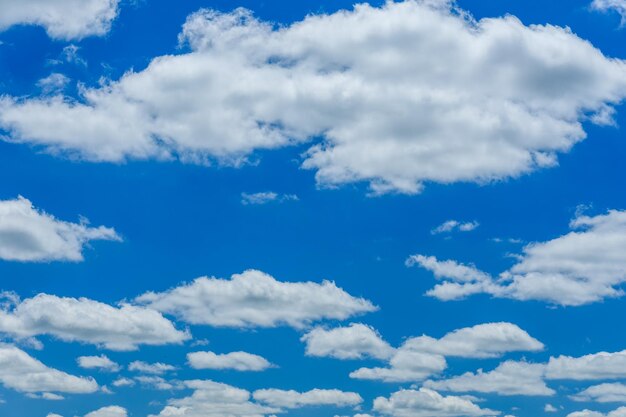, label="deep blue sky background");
[1,1,626,416]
